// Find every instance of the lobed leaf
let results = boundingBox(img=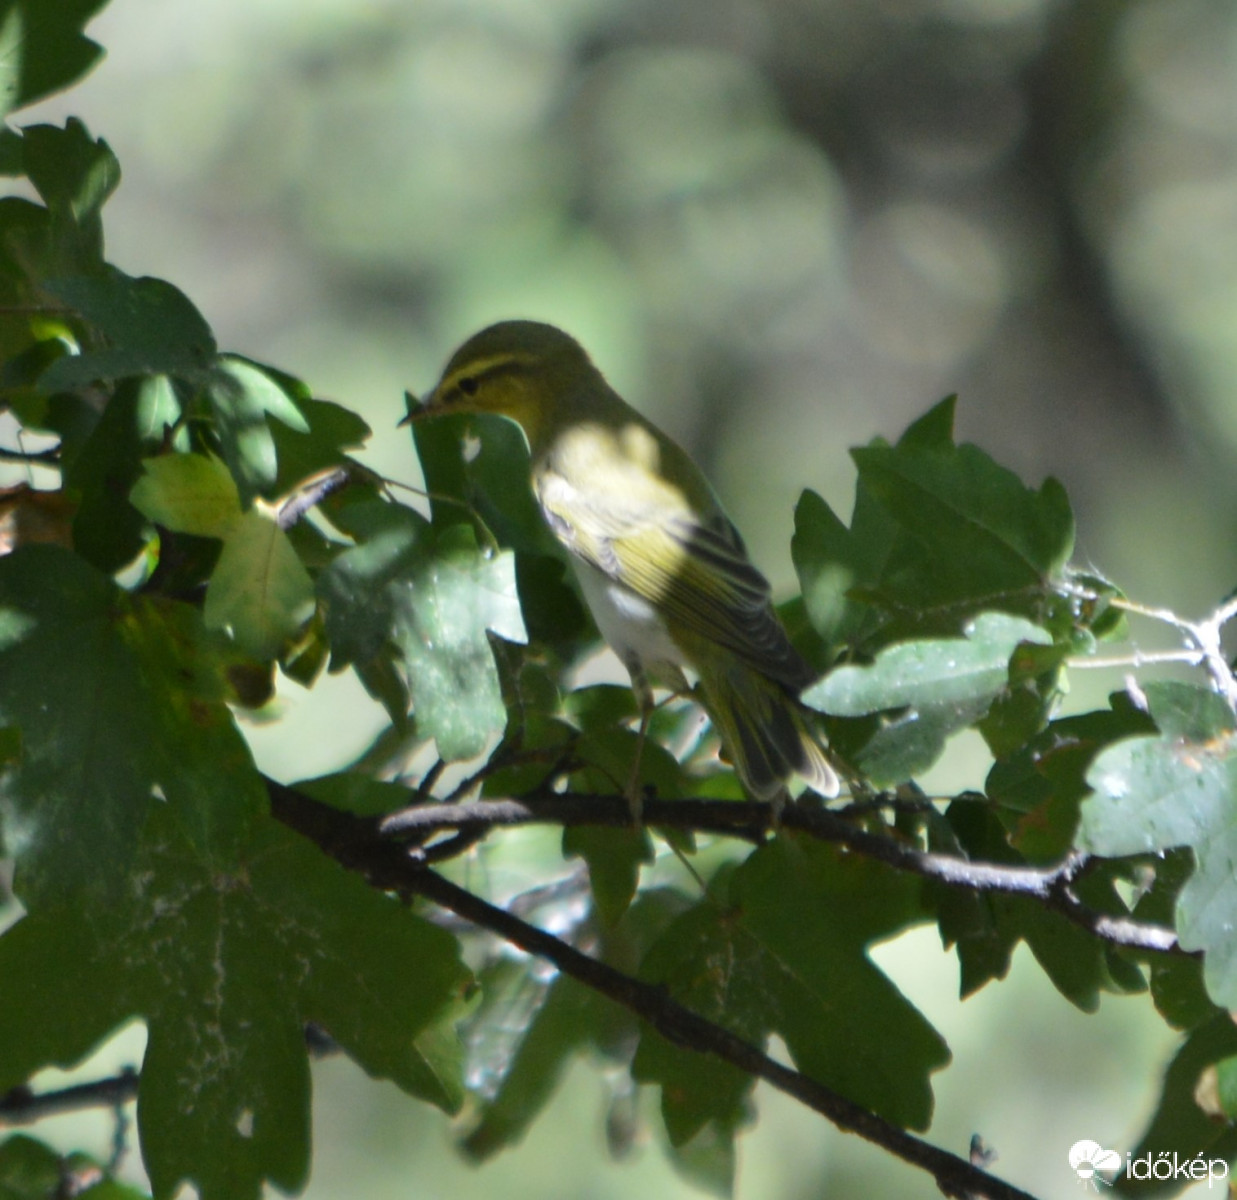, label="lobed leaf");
[0,0,107,117]
[0,546,264,908]
[204,508,315,660]
[1080,682,1237,1007]
[0,807,471,1200]
[131,452,242,540]
[793,398,1075,657]
[42,268,216,387]
[634,839,950,1157]
[803,612,1051,785]
[206,355,309,500]
[320,499,527,761]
